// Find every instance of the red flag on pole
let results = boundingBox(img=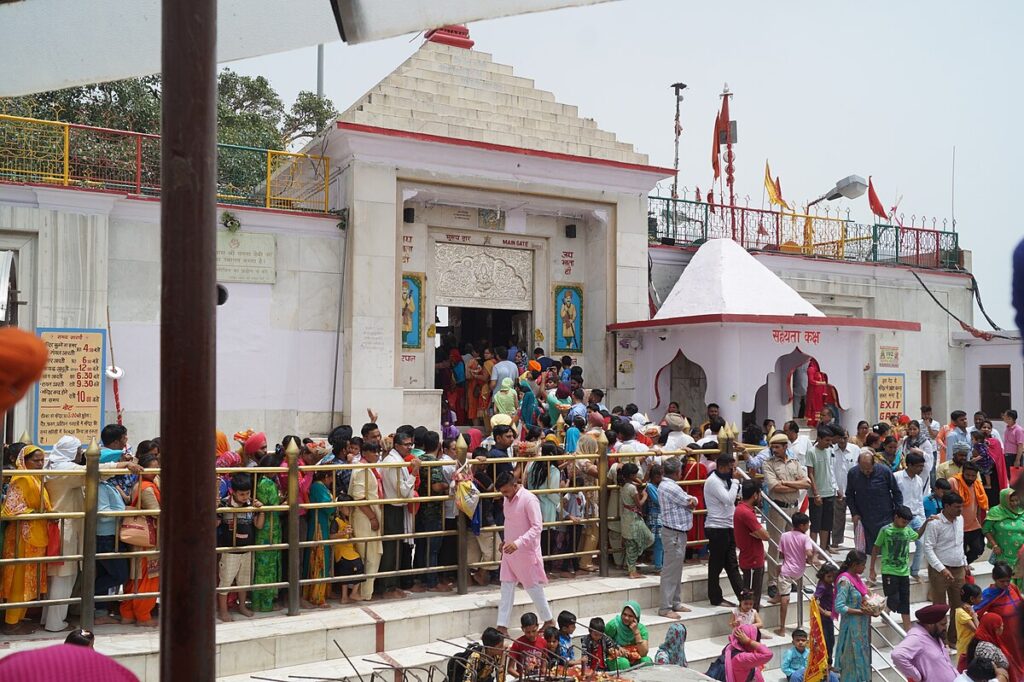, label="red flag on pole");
[868,176,888,221]
[711,110,722,180]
